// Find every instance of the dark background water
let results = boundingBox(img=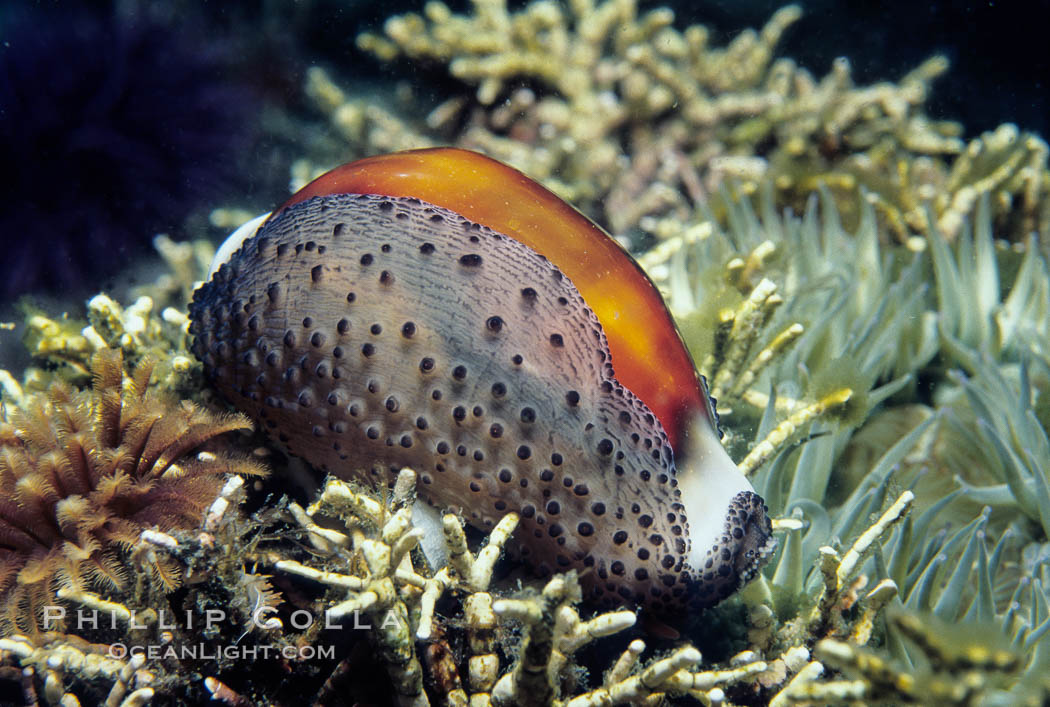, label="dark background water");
[0,0,1046,305]
[700,0,1049,141]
